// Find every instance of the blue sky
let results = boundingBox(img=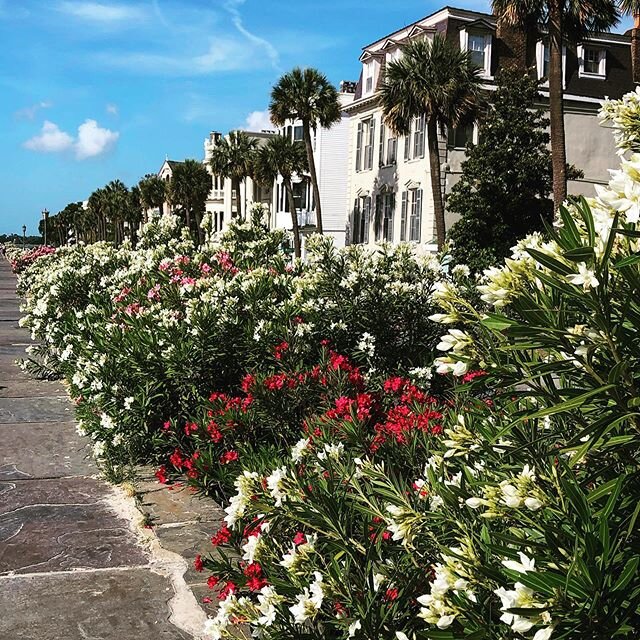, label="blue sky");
[0,0,629,235]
